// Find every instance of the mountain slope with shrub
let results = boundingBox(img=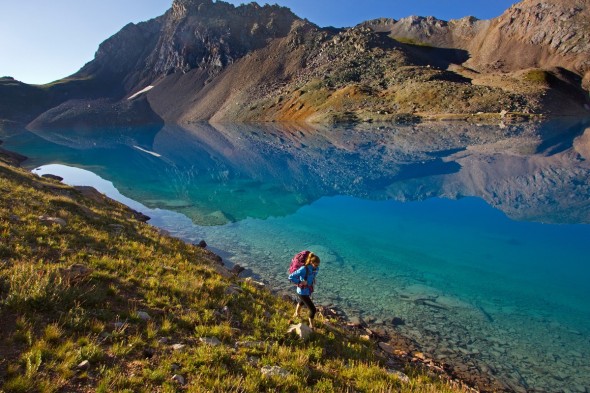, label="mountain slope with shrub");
[1,0,589,127]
